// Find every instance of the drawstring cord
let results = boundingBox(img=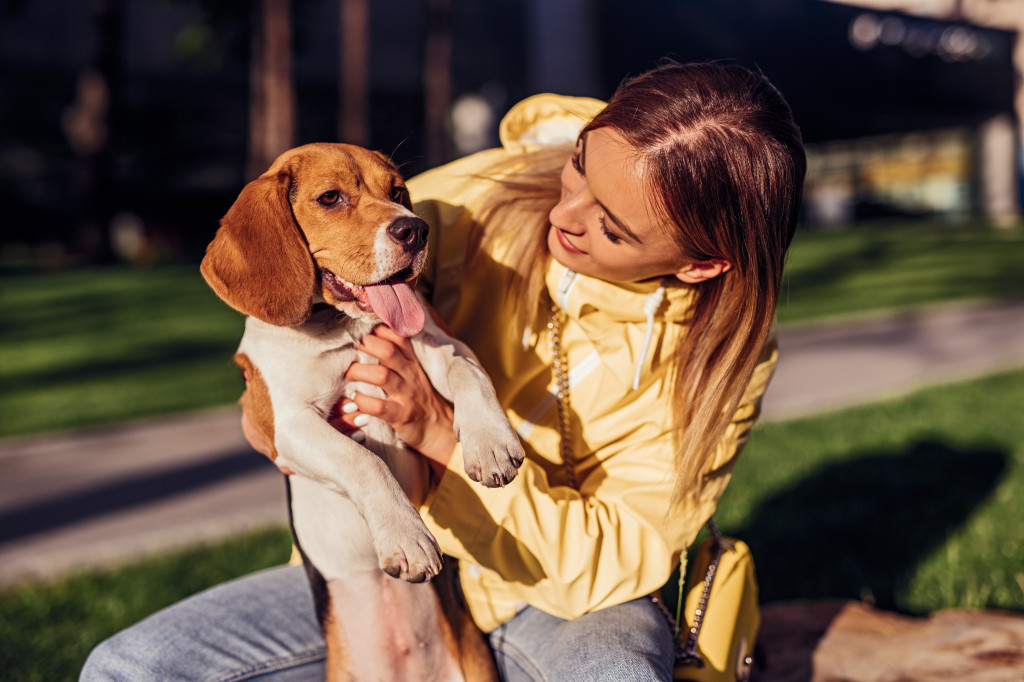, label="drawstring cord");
[632,285,665,390]
[540,268,665,391]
